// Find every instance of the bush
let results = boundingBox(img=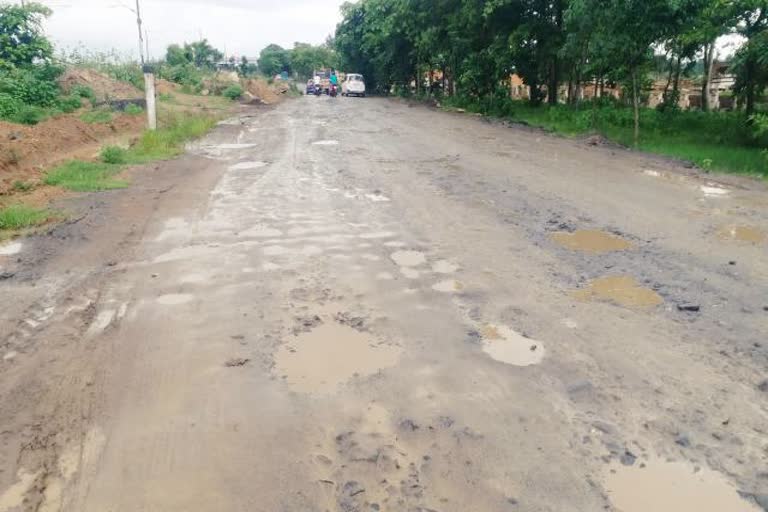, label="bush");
[0,64,63,107]
[0,92,23,117]
[10,105,50,125]
[101,145,128,164]
[71,84,95,100]
[124,103,143,115]
[57,95,83,113]
[222,84,243,100]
